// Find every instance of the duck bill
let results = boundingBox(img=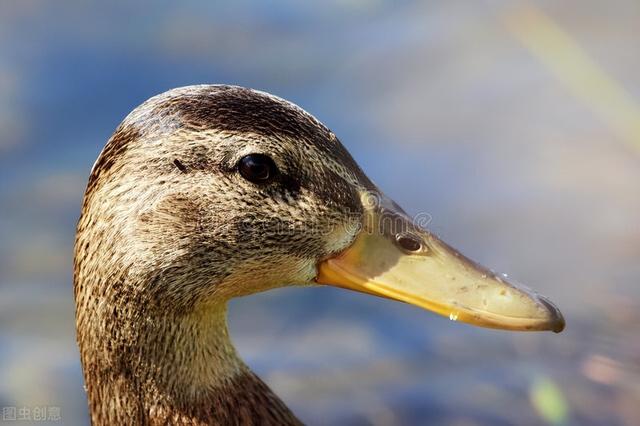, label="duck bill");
[316,192,565,333]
